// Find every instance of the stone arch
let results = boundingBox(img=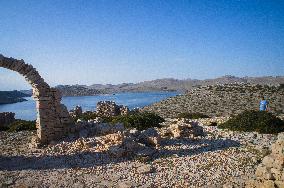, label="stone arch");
[0,54,74,144]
